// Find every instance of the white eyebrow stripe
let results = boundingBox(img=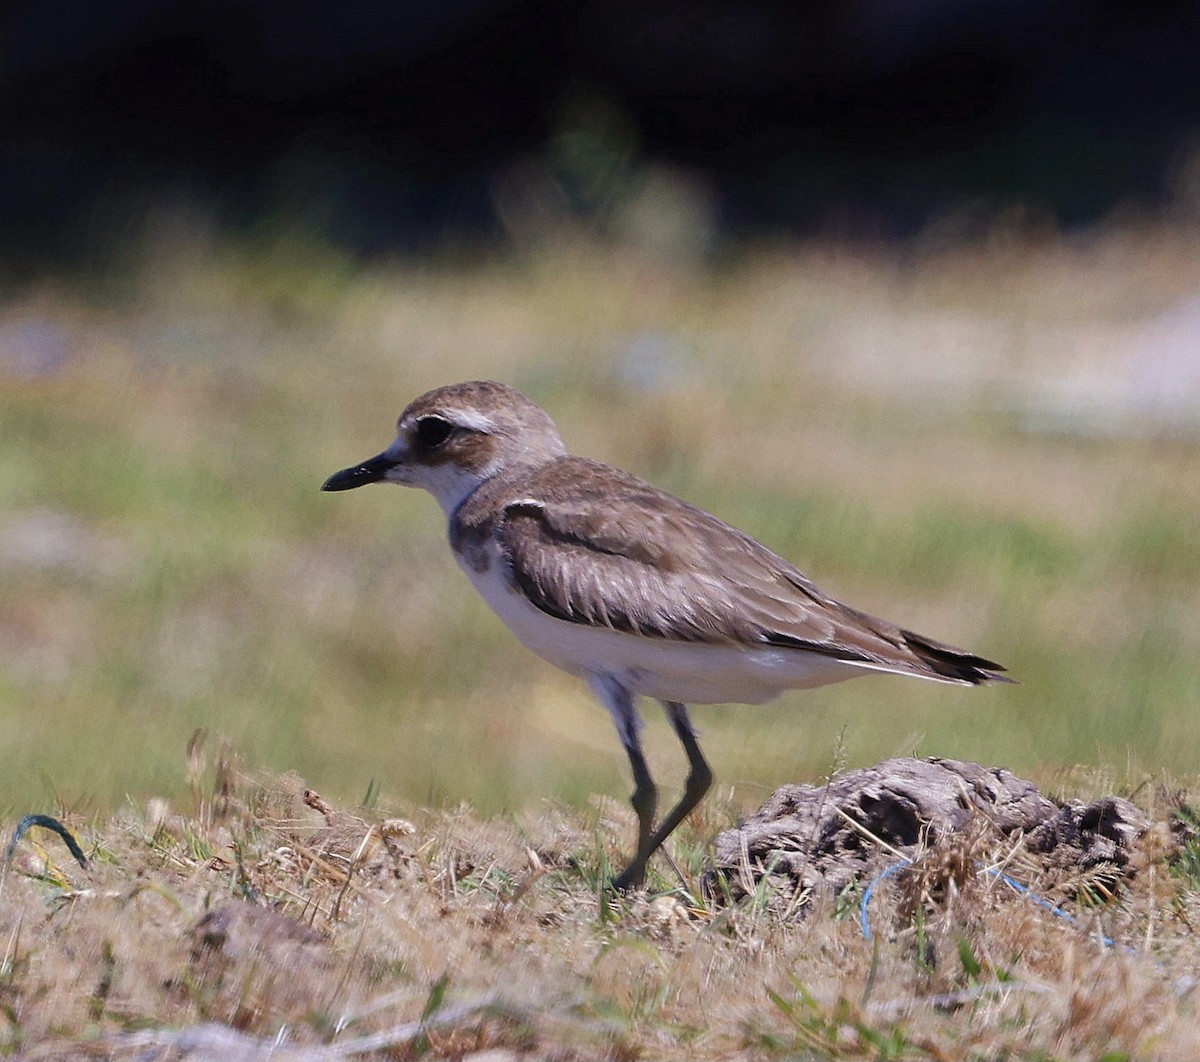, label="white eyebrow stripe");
[448,408,499,433]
